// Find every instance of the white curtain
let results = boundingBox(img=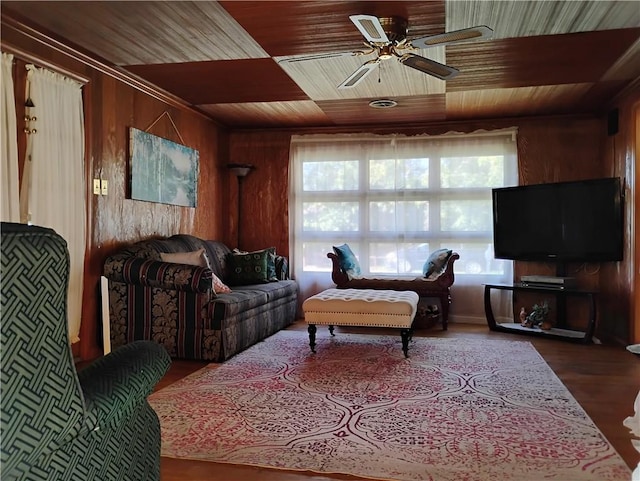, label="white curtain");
[22,64,86,343]
[1,52,20,222]
[289,129,518,324]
